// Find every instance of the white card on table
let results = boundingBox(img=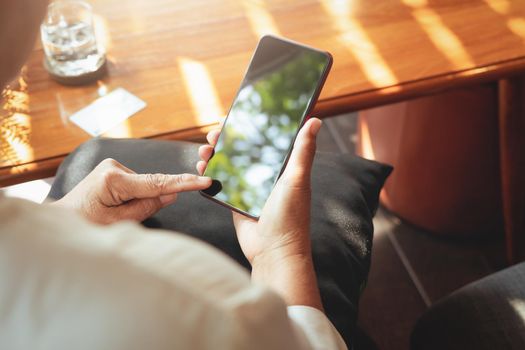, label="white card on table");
[69,88,146,137]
